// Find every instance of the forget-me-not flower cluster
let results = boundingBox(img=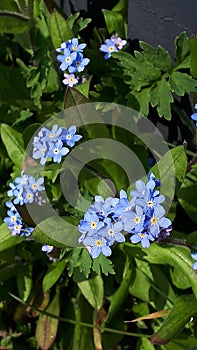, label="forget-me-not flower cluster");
[56,38,90,87]
[7,171,45,206]
[78,173,172,258]
[100,34,127,60]
[4,201,34,237]
[32,124,82,165]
